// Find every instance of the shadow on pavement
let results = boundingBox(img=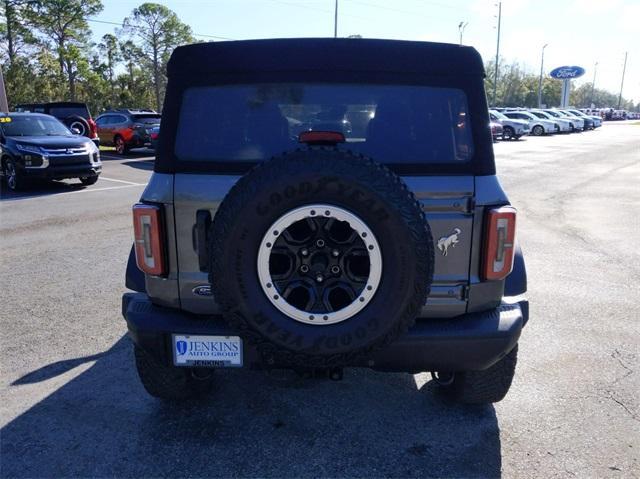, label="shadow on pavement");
[122,160,154,171]
[99,148,155,160]
[0,179,87,201]
[1,336,502,478]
